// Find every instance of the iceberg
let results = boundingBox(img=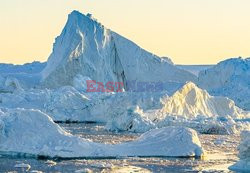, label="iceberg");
[0,108,204,158]
[106,82,250,134]
[41,11,197,89]
[198,57,250,110]
[229,131,250,171]
[0,85,168,122]
[1,81,249,134]
[0,61,46,90]
[160,82,249,119]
